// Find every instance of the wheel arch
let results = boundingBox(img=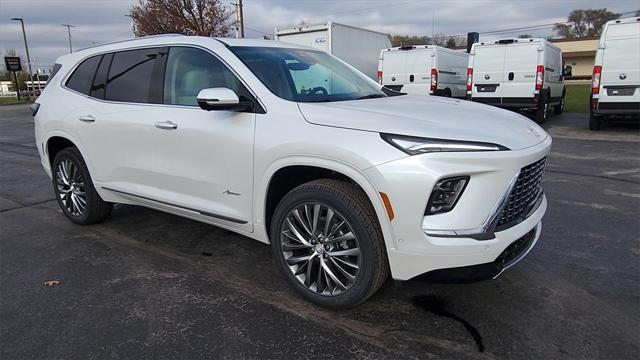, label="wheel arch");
[44,131,95,178]
[258,157,396,251]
